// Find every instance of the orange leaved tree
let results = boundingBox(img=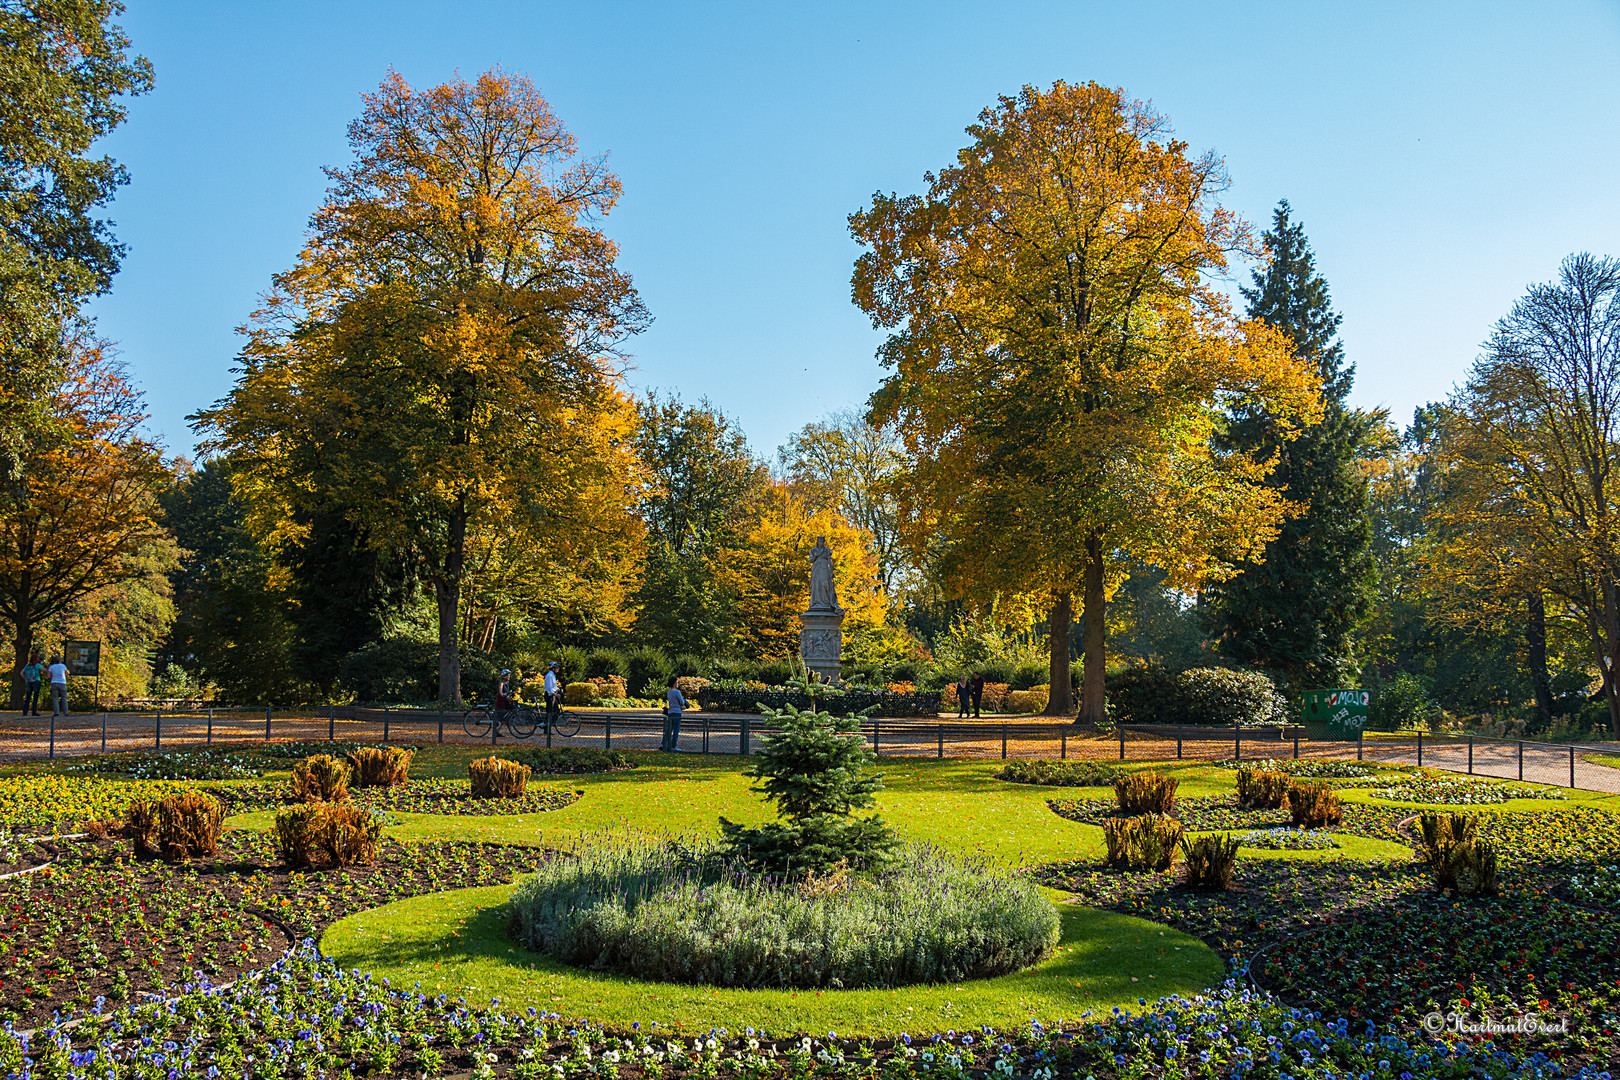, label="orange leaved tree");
[0,325,173,706]
[851,82,1321,723]
[198,69,649,703]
